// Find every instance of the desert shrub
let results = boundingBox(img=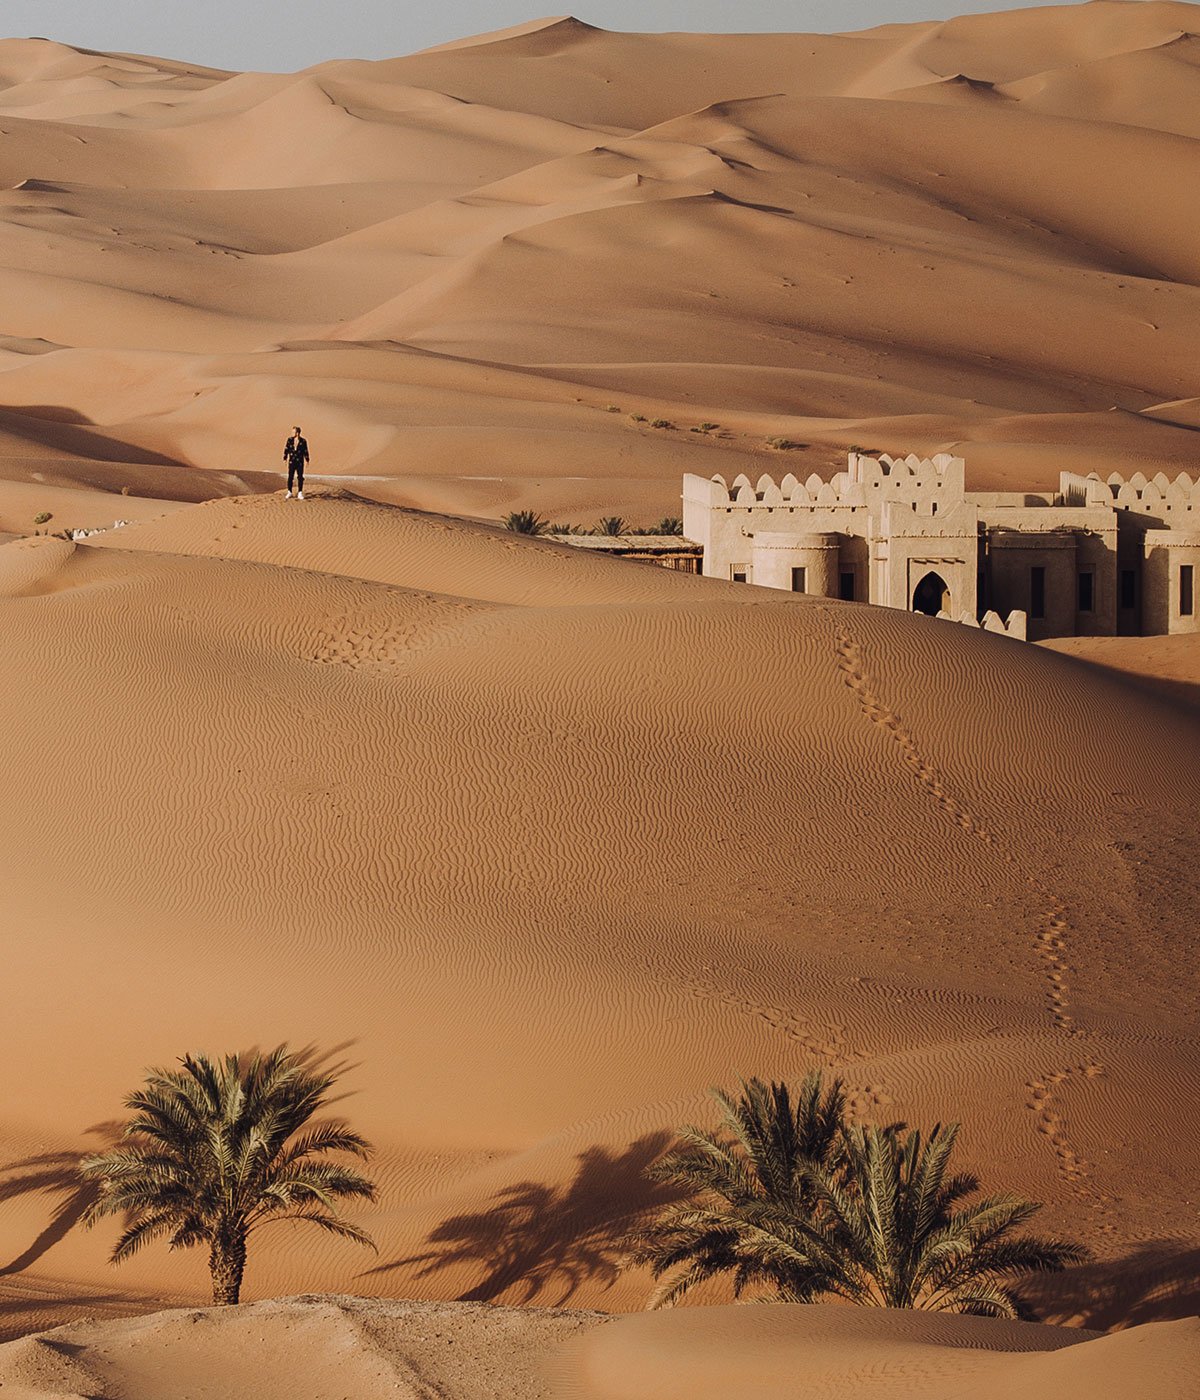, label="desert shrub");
[33,511,52,525]
[504,510,549,535]
[691,423,719,433]
[766,437,802,451]
[650,419,675,430]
